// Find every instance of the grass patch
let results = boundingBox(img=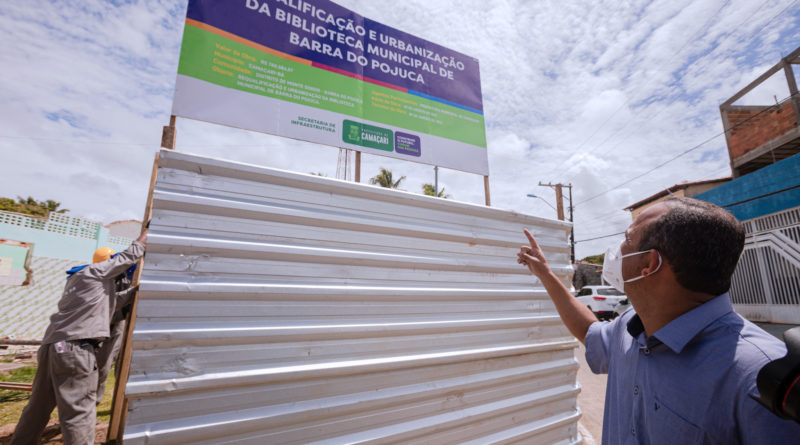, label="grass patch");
[0,366,42,426]
[0,366,117,426]
[97,371,116,422]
